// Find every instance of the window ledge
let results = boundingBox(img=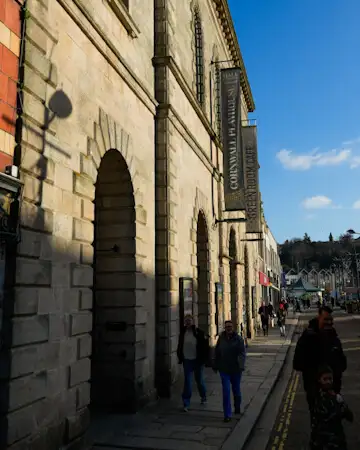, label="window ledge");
[107,0,140,38]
